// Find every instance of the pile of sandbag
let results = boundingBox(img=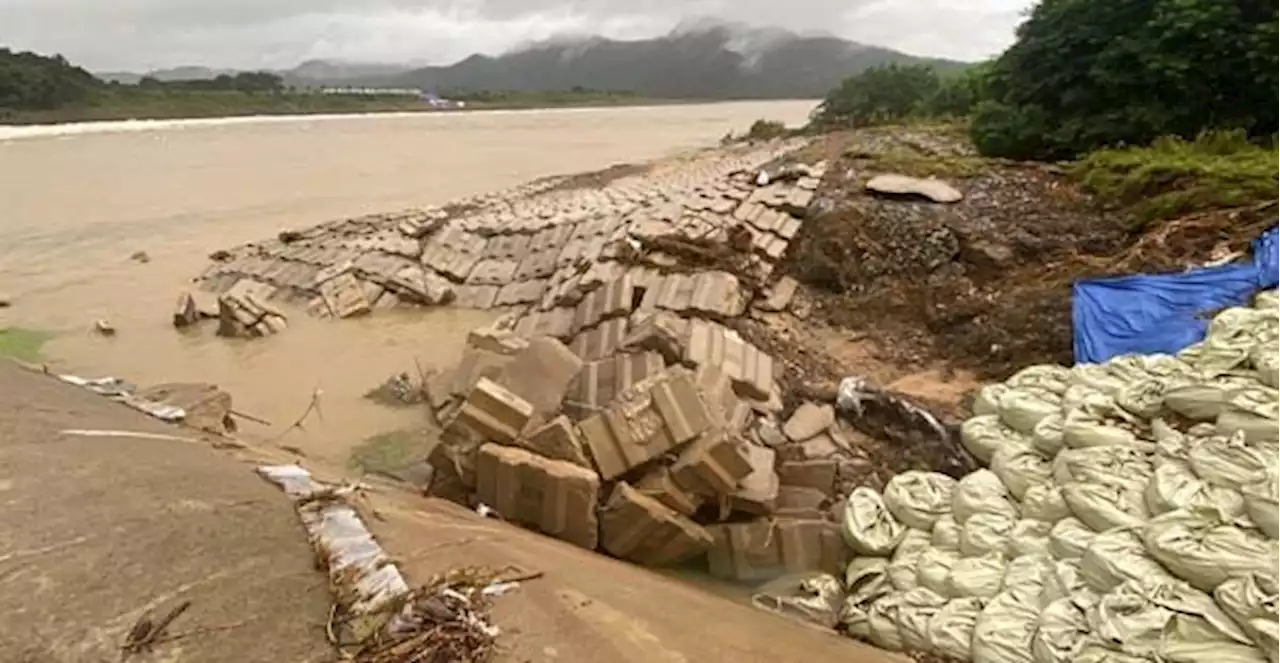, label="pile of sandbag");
[835,292,1280,663]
